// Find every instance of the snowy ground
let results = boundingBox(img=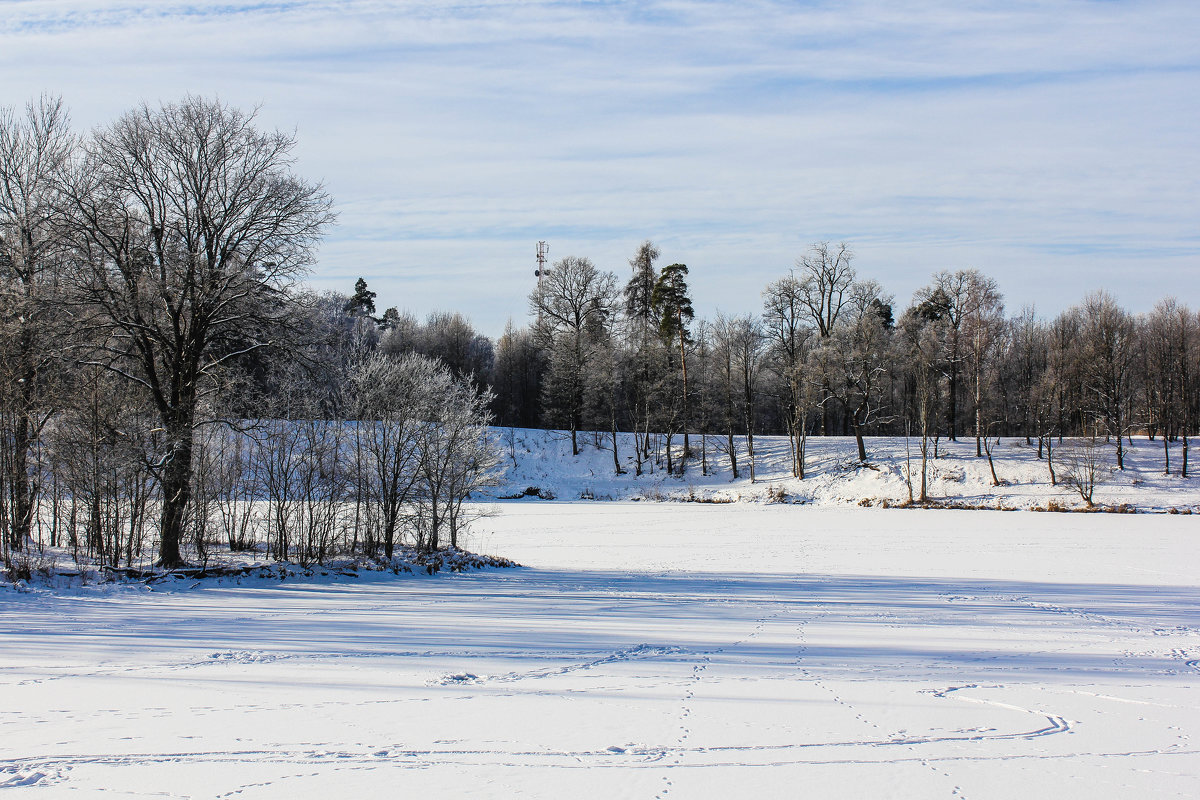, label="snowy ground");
[490,430,1200,511]
[3,503,1199,798]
